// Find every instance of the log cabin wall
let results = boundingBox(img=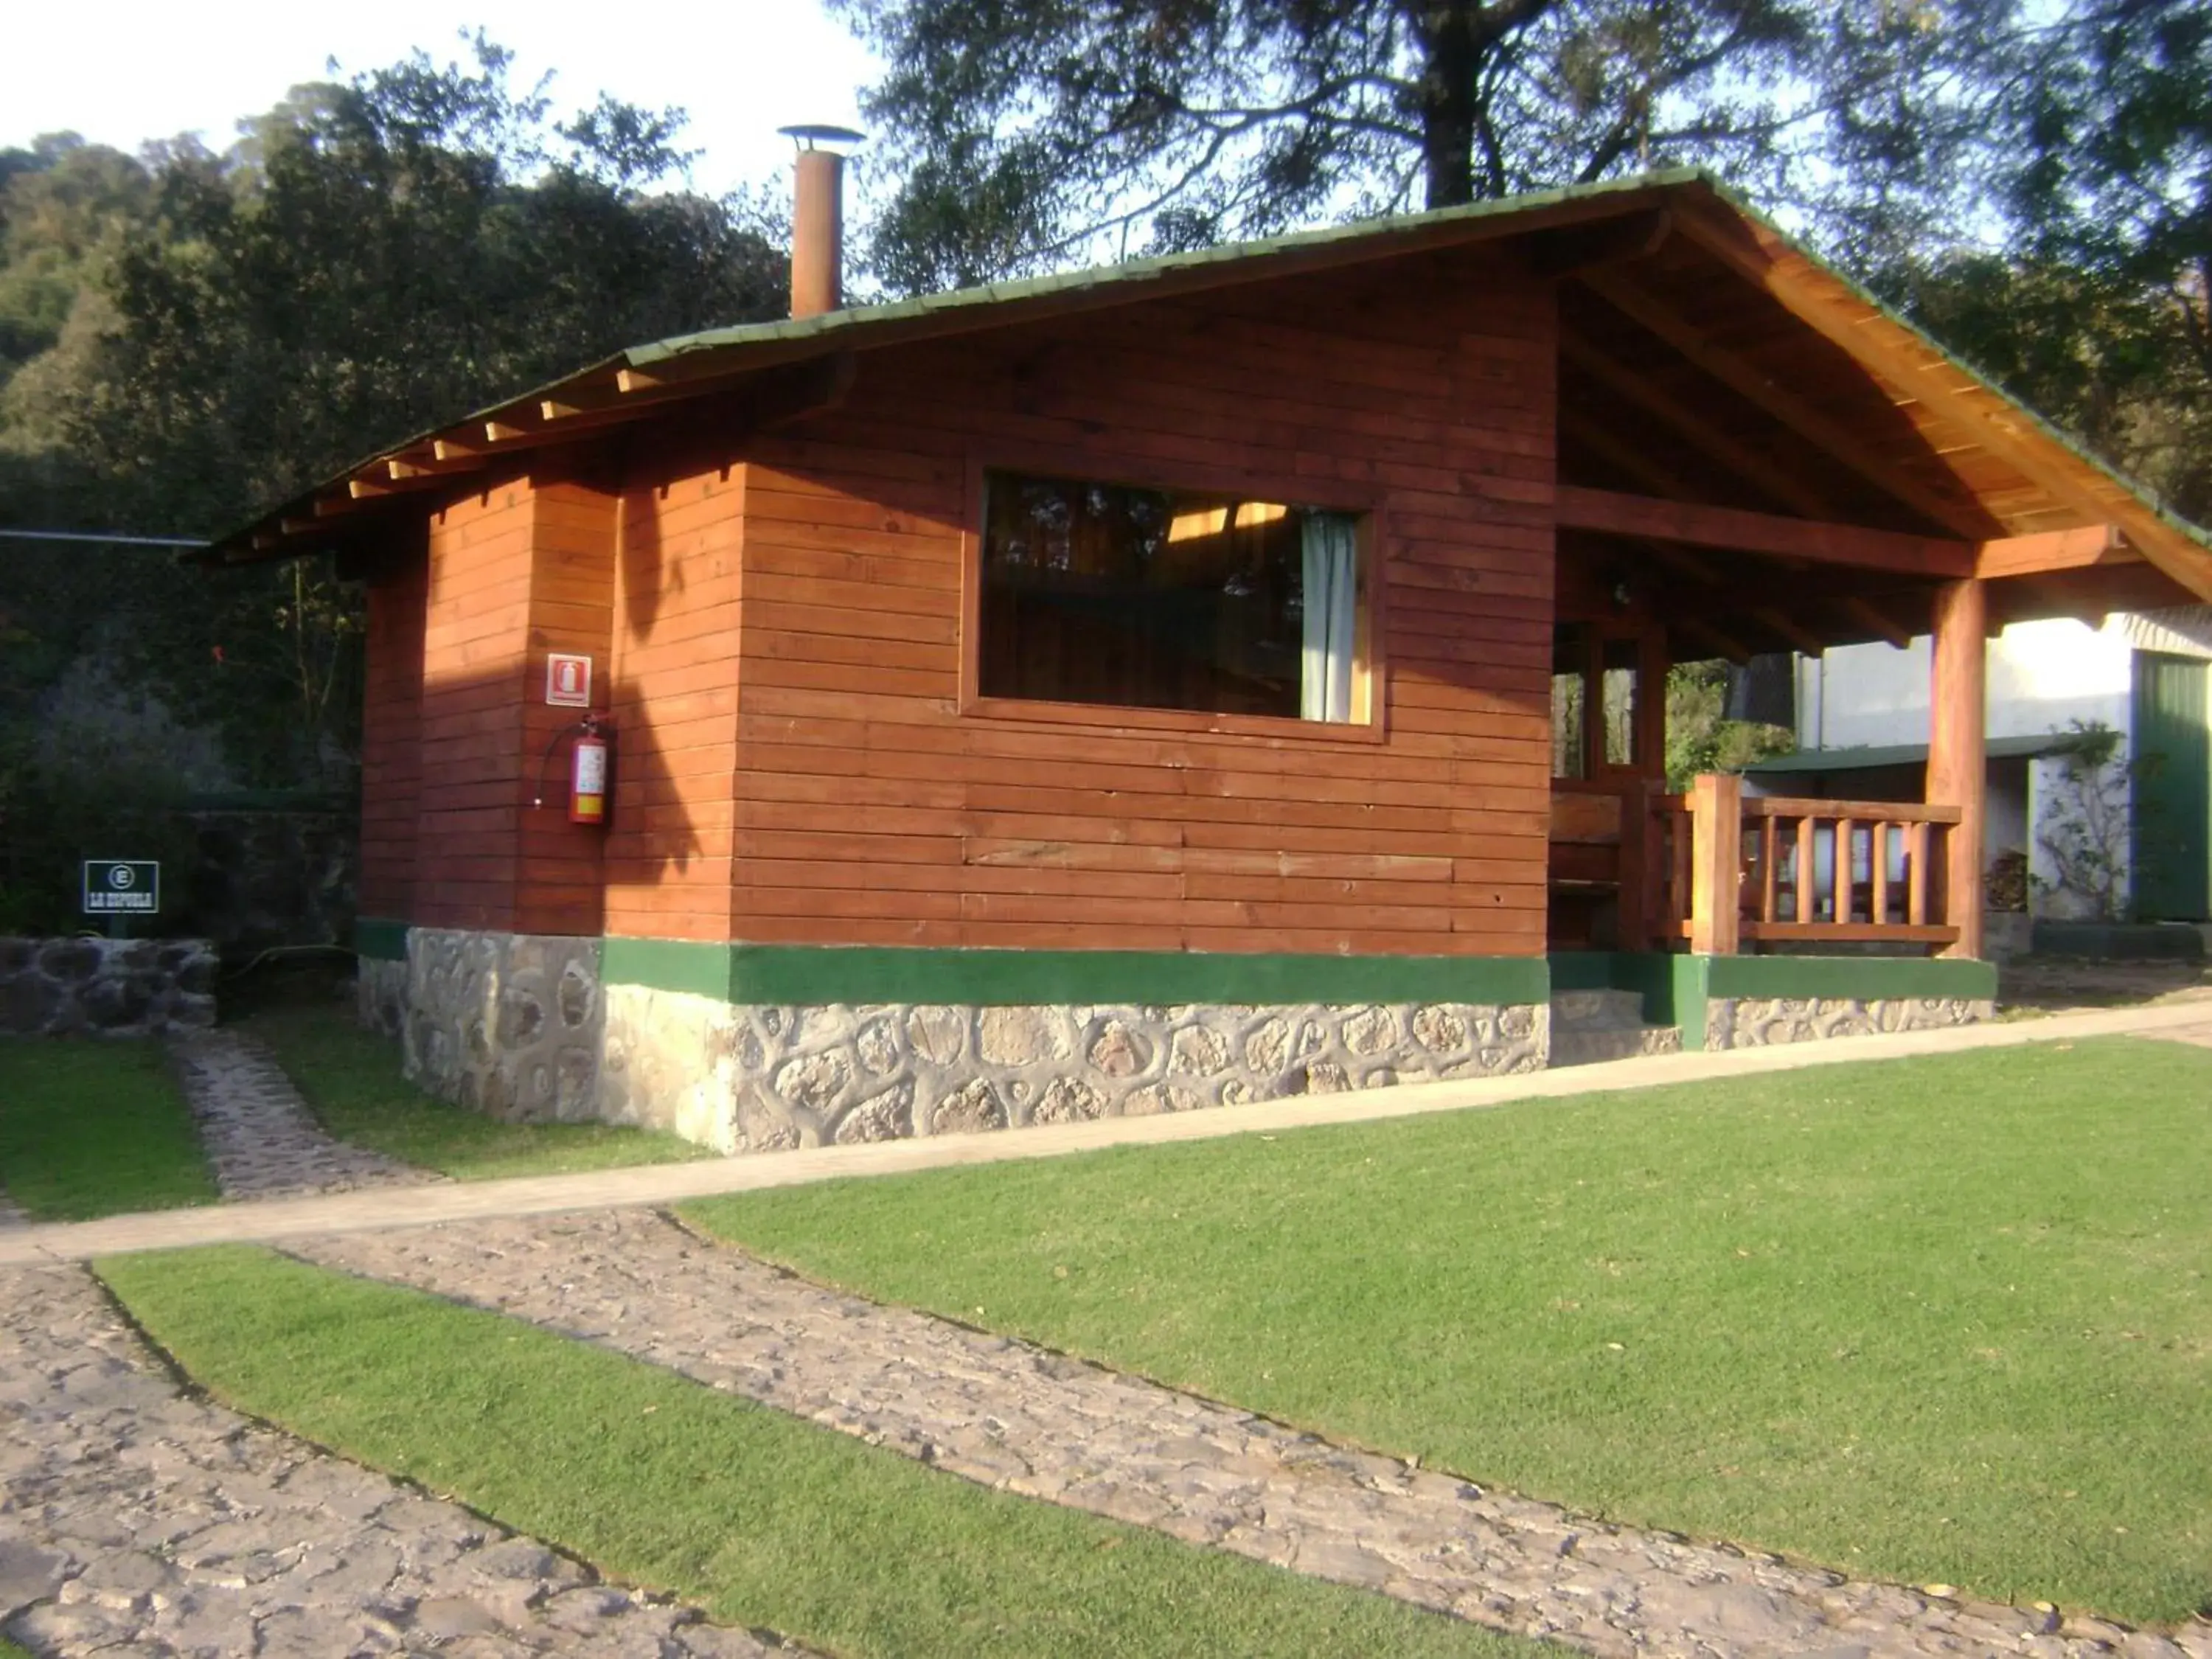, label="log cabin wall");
[711,246,1557,961]
[602,466,747,943]
[512,480,616,939]
[413,482,543,931]
[357,554,428,925]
